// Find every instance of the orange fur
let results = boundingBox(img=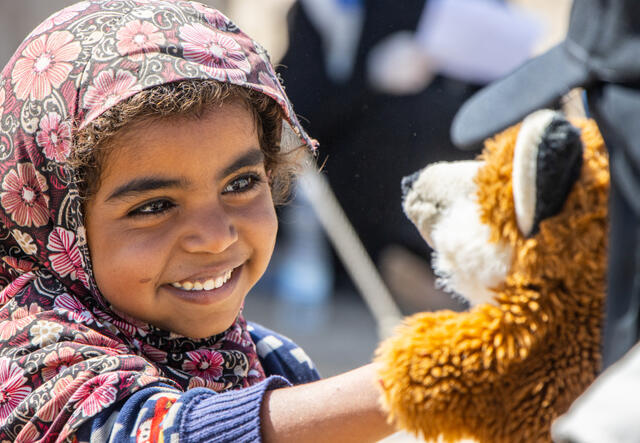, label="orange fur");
[375,119,609,442]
